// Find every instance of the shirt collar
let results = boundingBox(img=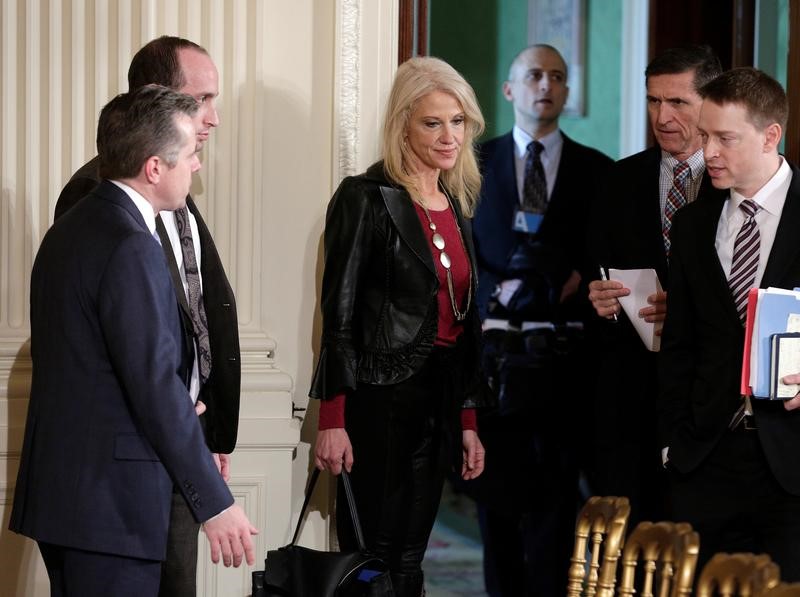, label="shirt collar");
[110,180,158,235]
[661,147,705,181]
[512,125,563,159]
[729,156,792,217]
